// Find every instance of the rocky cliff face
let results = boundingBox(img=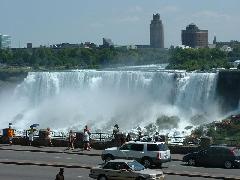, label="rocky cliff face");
[216,71,240,113]
[0,71,28,92]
